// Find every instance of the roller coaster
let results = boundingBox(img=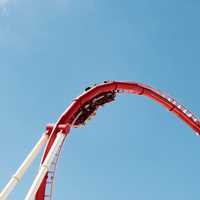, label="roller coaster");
[0,81,199,200]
